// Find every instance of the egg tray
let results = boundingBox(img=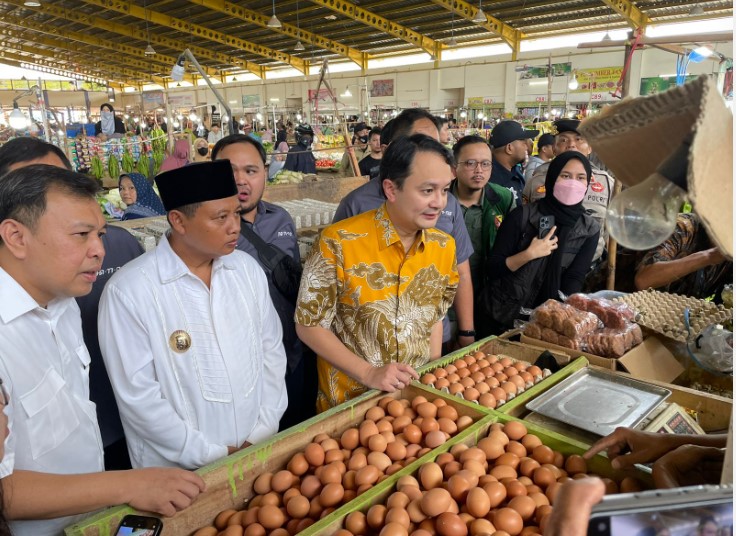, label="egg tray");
[301,412,653,536]
[416,337,587,416]
[65,383,489,536]
[614,289,733,342]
